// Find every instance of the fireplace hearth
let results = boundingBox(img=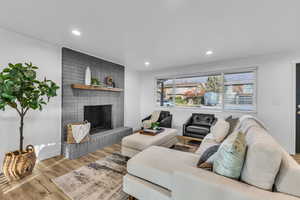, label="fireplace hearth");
[84,105,112,134]
[62,48,128,159]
